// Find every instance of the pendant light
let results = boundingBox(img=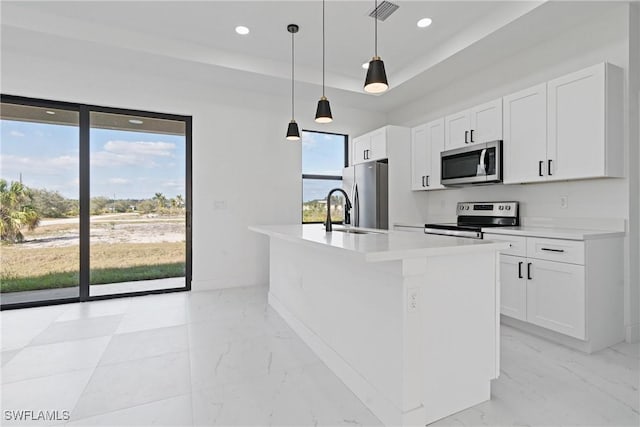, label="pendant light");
[364,0,389,93]
[286,24,301,141]
[315,0,333,123]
